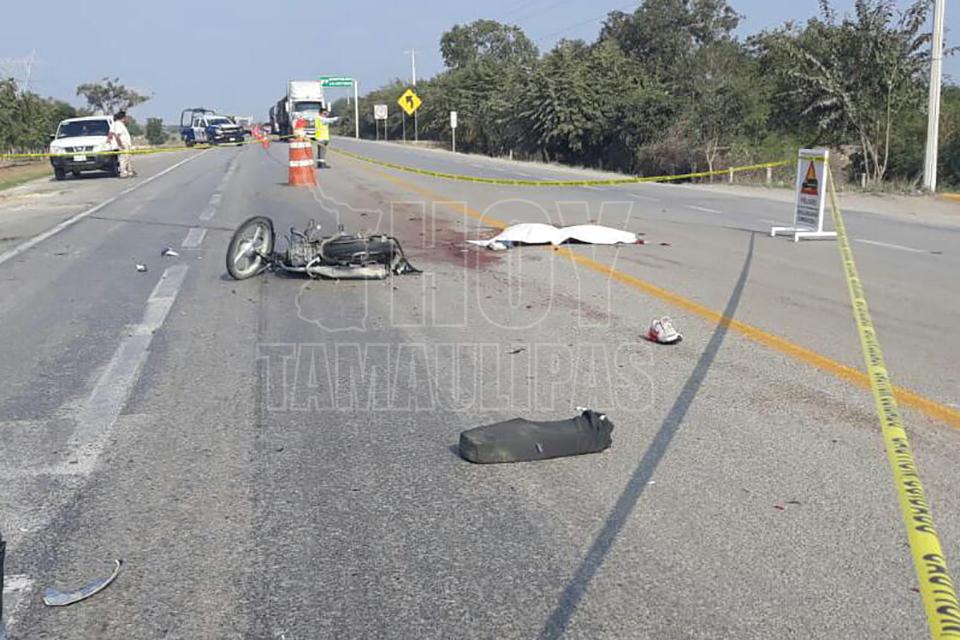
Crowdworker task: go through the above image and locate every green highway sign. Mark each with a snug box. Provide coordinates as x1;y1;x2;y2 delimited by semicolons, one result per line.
318;76;354;87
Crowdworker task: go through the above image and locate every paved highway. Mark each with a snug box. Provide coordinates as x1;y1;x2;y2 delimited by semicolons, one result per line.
0;139;958;638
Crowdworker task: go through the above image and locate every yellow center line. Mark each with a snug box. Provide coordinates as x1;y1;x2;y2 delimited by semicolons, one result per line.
342;154;960;431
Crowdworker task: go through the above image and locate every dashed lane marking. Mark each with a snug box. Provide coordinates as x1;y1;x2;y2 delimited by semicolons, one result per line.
686;205;722;214
855;239;930;254
0;151;208;268
181;227;207;249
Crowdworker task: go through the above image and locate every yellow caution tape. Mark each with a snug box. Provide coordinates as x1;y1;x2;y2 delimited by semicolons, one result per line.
331;147;788;187
827;172;960;639
0;136;268;160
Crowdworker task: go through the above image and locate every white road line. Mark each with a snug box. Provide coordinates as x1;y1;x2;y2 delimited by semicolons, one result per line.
583;186;604;192
181;227;207;248
628;193;658;202
197;154;239;223
0;151;208;268
58;265;188;476
2;574;34;632
686;205;722;214
761;219;781;225
855;239;929;254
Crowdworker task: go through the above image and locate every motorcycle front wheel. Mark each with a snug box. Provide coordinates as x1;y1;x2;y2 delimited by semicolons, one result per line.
226;216;275;280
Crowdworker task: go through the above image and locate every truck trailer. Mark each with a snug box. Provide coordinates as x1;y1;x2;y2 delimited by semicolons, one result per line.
274;81;326;138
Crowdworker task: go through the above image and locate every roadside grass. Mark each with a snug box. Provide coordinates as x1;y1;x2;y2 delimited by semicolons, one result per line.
0;162;50;192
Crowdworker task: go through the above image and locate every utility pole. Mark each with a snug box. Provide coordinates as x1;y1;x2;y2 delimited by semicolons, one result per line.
353;79;360;140
406;48;419;143
924;0;947;193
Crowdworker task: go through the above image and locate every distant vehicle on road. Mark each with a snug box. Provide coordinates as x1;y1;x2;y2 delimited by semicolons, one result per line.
274;81;326;138
180;108;245;146
48;115;120;180
232;115;253;133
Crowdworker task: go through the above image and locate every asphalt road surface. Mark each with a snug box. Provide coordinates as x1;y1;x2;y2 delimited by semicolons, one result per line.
1;139;958;639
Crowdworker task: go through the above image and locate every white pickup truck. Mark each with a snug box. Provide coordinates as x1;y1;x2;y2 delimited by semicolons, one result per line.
48;116;120;180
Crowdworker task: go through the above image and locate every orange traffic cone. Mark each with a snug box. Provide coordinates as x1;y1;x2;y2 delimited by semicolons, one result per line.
288;139;316;187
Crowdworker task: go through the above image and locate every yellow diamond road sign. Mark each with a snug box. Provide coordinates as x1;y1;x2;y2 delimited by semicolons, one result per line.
398;88;422;116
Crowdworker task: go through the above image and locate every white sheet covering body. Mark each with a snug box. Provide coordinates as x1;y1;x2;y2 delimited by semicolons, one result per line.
469;223;640;249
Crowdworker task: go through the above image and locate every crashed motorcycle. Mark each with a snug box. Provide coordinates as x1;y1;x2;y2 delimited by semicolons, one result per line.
225;216;421;281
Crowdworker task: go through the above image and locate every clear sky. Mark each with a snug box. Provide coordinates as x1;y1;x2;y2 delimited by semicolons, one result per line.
1;0;955;123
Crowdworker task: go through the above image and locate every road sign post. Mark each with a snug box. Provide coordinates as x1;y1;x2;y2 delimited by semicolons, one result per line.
353;79;359;140
318;76;360;139
771;149;837;242
398;88;422;145
450;111;457;153
374;104;388;143
398;89;422;117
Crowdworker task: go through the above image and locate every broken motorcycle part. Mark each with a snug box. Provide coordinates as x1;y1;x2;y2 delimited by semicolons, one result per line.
43;559;122;607
226;217;420;281
459;409;614;464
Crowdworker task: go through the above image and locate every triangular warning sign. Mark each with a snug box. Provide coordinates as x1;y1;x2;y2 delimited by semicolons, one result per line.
801;162;819;196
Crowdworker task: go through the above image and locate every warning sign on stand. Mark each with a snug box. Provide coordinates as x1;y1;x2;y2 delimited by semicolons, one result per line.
771;149;837;242
800;162;819;196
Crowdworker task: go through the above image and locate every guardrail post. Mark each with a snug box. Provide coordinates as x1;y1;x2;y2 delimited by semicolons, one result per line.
728;168;734;184
766;166;773;185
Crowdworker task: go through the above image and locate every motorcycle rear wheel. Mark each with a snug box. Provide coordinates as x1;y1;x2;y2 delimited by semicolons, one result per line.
226;216;275;280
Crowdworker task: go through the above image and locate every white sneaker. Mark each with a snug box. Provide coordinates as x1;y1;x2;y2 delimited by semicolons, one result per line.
647;317;682;344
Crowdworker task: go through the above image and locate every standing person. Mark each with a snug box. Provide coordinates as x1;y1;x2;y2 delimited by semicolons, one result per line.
314;108;340;168
108;110;135;178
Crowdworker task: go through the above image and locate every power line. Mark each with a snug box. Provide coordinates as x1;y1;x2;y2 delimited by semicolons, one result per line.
497;0;556;23
533;3;639;45
510;0;580;27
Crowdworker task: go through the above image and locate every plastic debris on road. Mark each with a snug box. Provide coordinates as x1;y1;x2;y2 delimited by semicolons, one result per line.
161;247;180;257
459;409;614;464
469;223;642;250
135;264;148;272
646;317;682;345
42;559;122;607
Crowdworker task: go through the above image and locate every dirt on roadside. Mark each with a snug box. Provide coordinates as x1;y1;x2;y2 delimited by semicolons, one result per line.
0;161;50;192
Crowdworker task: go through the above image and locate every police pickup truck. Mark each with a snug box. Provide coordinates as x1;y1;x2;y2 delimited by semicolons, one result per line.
180;108;245;146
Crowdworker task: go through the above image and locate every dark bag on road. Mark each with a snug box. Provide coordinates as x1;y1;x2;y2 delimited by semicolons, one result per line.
459;410;614;464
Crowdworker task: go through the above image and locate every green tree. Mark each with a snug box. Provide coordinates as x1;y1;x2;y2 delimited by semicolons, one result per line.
145;117;167;145
516;40;594;163
125;116;143;137
600;0;741;83
0;78;78;151
756;0;932;183
440;20;538;69
75;77;149;115
684;40;770;174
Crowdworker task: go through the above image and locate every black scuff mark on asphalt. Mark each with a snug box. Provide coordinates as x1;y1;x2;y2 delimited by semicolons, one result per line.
538;232;758;640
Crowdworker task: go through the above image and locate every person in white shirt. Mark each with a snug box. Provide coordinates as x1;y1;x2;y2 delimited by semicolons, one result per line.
108;110;135;178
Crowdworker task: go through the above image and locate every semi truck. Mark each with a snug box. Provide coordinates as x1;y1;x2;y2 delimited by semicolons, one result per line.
274;81;326;138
